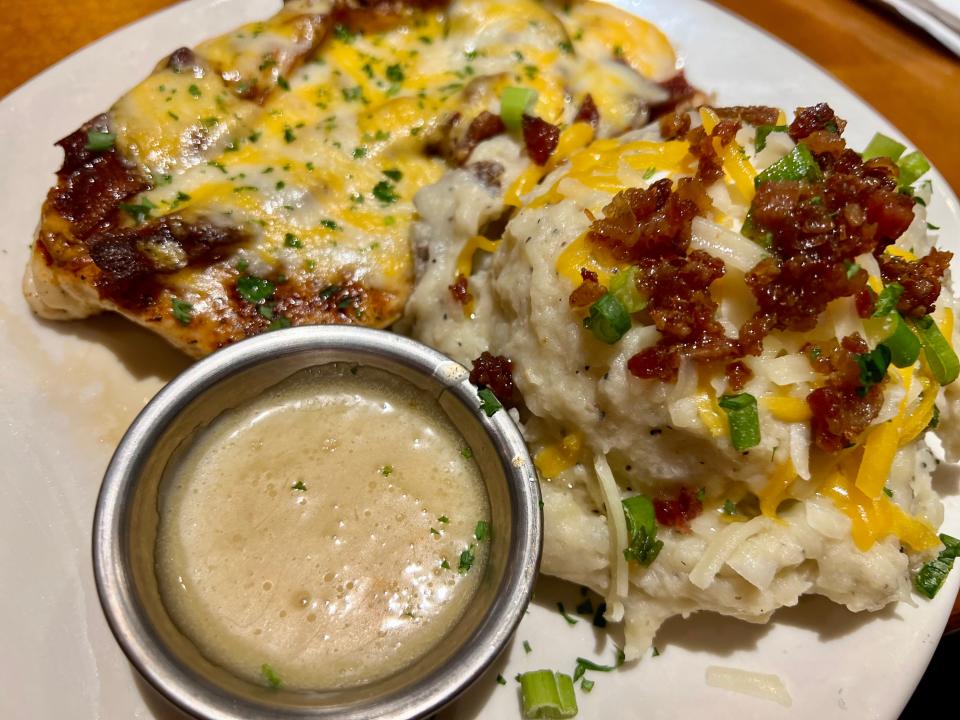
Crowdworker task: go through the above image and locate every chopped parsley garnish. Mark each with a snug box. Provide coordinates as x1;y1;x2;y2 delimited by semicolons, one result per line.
380;465;393;476
284;233;302;248
385;64;405;83
915;534;960;598
258;304;275;320
458;545;476;573
342;86;364;102
353;146;368;159
383;168;403;181
438;515;449;524
621;495;663;566
320;219;340;231
333;23;355;43
440;559;450;570
207;160;227;173
475;520;490;542
236;276;275;304
883;487;893;497
523;640;532;654
652;647;661;657
167;111;179;121
461;446;473;459
642;166;656;180
188;83;201;98
496;674;507;686
372;180;399;204
170;298;193;326
558;40;574;54
260;663;282;689
477;388;502;416
277;75;290;91
557;602;578;625
845;261;862;280
267;317;291;331
118;198;156;224
291;480;307;491
430;527;440;536
722;499;738;515
85;130;115;151
283;126;296;143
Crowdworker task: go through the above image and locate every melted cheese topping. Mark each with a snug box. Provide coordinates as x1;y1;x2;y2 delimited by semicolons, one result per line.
106;0;678;324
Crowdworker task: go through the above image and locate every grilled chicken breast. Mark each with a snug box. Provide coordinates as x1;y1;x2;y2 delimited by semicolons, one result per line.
24;0;682;356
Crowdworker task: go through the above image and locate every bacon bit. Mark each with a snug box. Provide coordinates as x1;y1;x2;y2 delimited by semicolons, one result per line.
653;486;703;531
878;249;953;318
574;94;600;129
658;110;691;141
725;361;753;391
803;334;882;452
449;273;473;306
684;119;739;186
450;110;506;165
713;105;781;126
569;268;606;308
855;288;876;318
522;114;560;166
469;351;520;408
649;71;699;118
788;102;846;142
589;178;711;262
627;250;738;382
740;109;917;349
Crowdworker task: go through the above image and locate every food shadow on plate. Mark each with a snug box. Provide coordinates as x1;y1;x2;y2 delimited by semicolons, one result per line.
931;459;960;497
37;312;191;382
131;669;193;720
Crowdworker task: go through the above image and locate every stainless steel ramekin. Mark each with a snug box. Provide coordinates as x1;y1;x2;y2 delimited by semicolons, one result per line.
93;326;541;719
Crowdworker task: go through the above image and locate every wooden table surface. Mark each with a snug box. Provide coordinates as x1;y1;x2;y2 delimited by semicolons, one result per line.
1;0;958;637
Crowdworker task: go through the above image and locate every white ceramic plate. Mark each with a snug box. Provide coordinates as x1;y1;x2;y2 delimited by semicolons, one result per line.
1;1;958;718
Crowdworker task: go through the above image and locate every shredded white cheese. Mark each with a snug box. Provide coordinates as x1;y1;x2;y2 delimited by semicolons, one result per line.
689;516;770;589
594;453;628;622
705;665;793;707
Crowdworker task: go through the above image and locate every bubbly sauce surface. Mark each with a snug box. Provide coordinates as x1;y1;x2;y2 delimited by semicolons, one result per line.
156;366;489;690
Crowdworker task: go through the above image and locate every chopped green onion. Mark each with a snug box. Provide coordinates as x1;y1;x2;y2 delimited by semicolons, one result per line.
85;130;115;151
845;261;862;280
474;520;490;541
914;534;960;599
583;293;631;344
119;198;156;224
380;465;393;476
519;670;578;719
284;233;302;248
754;124;788;153
260;663;282;689
236;276;275;304
621;495;663;565
477;387;502;416
880;315;921;368
383;168;403;181
754;143;822;188
722;499;738;515
574;656;617;678
717;393;761;452
461;446;473;459
861;132;906;162
855;345;892;389
500;86;538;131
883;486;893;498
580;678;594;693
291;480;307;491
608;267;645;313
523;640;533;654
170;298;193;326
372;180;399;204
897;151;931;188
872;282;904;317
557;602;578;625
913;316;960;385
497;674;507;686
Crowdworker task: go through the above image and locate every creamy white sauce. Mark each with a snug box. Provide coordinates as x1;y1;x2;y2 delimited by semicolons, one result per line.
156;365;489;690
